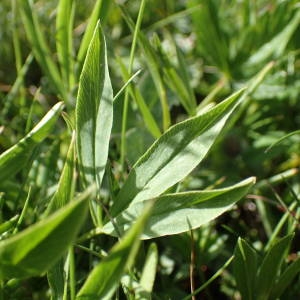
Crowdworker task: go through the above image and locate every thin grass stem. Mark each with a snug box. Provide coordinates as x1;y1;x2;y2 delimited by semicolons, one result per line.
120;0;147;170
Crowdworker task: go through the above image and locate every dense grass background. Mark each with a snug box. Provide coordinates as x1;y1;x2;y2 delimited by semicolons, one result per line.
0;0;299;299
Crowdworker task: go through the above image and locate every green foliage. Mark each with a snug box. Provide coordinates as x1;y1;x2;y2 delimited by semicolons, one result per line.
233;234;297;300
0;187;93;279
0;0;299;299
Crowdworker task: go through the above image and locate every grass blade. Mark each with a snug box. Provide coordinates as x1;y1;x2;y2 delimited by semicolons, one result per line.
140;243;158;292
56;0;75;92
46;133;76;299
77;0;112;66
45;132;76;215
233;238;258;300
0;102;64;182
18;0;65;97
76;202;153;300
255;234;294;300
0;187;94;279
271;256;300;299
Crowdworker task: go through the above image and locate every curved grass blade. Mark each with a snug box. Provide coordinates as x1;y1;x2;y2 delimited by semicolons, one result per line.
76;21;113;190
0;102;64;182
104;177;255;238
0;186;94;279
45;132;76;216
271;256;300;299
76;202;153;300
56;0;75;91
18;0;65;98
140;243;158;292
265;130;300;153
110;89;245;217
255;234;294;300
244;10;300;71
77;0;112;66
45;132;76;299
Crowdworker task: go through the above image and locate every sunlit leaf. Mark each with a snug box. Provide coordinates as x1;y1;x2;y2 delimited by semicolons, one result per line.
103;177;255;238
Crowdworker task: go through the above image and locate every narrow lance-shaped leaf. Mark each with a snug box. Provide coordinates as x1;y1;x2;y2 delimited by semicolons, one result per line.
46;132;76;299
110;89;245;217
244;10;300;71
77;0;112;66
76;21;113;190
271;256;300;299
0;102;64;182
56;0;75;90
76;202;153;300
104;177;255;239
0;186;94;279
233;238;258;300
45;132;76;216
140;243;158;291
255;234;294;300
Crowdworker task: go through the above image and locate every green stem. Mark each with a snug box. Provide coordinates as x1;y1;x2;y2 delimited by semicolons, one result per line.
183;256;234;300
13;186;31;234
120;0;147;169
69;247;76;300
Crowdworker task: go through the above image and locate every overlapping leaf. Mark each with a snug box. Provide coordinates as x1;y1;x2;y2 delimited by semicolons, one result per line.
76;21;113;190
0;187;94;279
110;89;245;217
103;177;255;238
0;102;64;182
76;202;153;300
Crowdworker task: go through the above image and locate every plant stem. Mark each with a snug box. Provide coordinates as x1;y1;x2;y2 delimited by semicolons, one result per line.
69;247;76;300
183;256;234;300
120;0;147;170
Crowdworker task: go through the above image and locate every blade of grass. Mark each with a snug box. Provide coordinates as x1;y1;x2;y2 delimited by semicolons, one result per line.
183;256;234;300
120;0;147;169
0;186;95;279
56;0;75;92
118;4;171;132
0;102;64;182
255;234;294;300
117;57;161;139
18;0;65;98
77;0;112;67
76;201;153;300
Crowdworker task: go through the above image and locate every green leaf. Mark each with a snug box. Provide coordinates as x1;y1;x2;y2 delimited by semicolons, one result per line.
140;243;158;292
233;238;258;300
110;88;245;217
76;202;153;300
188;0;229;75
119;4;171;131
117;57;161;139
103;177;255;238
0;102;64;182
45;132;76;216
271;256;300;299
76;21;113;190
56;0;75;91
255;234;294;300
244;10;300;72
0;186;94;279
46;132;76;299
18;0;65;97
77;0;112;66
